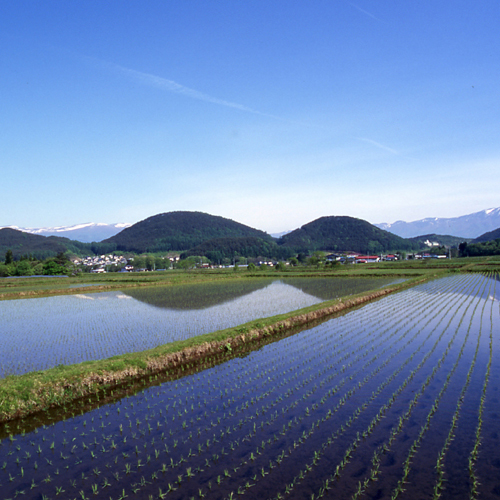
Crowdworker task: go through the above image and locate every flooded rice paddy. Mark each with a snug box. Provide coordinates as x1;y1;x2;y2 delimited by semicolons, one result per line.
0;277;400;377
1;273;499;499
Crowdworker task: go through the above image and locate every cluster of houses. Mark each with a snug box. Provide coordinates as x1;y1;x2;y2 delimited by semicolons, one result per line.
73;254;129;273
73;254;182;273
72;254;133;273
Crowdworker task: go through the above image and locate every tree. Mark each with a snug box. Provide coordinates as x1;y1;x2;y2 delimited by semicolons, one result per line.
55;252;69;266
132;255;145;269
16;260;34;276
297;253;307;264
177;257;197;270
307;256;319;267
43;260;65;275
33;263;44;275
5;249;13;265
275;261;287;271
459;242;468;257
247;262;257;272
145;254;155;271
0;264;14;277
155;256;167;269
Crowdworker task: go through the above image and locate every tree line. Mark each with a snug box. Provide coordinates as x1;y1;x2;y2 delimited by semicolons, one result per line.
0;250;72;277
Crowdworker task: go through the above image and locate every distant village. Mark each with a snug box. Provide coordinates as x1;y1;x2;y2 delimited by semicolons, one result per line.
74;247;449;273
74;254;181;273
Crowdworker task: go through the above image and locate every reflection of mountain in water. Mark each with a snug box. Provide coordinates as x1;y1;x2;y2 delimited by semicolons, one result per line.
122;279;274;310
281;278;402;301
121;277;402;311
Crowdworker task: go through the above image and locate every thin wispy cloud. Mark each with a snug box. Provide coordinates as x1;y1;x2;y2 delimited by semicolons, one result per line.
358;137;399;155
93;58;282;120
349;3;384;23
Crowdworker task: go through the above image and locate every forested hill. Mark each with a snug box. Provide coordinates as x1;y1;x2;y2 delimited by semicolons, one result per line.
459;227;500;257
0;228;90;260
102;211;274;253
472;227;500;244
278;216;419;253
183;236;293;262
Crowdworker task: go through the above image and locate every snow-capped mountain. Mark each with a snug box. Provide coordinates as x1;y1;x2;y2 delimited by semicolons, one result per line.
376;208;500;239
0;223;131;243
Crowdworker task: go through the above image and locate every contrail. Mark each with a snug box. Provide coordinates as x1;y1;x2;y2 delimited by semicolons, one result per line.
349;3;384;23
358;137;399;155
97;58;282;119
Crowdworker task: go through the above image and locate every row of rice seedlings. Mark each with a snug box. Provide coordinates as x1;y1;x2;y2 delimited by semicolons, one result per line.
317;272;483;499
392;276;486;499
467;274;496;500
267;275;480;500
211;284;461;498
229;274;474;500
383;274;490;500
470;272;500;496
432;274;495;499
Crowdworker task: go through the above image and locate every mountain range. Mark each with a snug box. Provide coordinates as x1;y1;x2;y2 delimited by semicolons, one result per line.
0;222;131;243
1;208;499;261
376;208;500;239
0;212;420;260
3;207;498;243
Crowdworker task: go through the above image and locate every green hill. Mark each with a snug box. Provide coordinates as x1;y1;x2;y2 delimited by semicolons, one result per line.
278;216;418;253
0;228;90;260
459;227;500;257
472;227;500;244
183;236;293;261
103;211;274;253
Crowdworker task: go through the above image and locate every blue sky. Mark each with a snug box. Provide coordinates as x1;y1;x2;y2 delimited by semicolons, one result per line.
1;1;498;234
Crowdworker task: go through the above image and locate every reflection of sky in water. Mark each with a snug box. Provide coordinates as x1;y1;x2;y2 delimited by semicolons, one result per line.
0;282;322;377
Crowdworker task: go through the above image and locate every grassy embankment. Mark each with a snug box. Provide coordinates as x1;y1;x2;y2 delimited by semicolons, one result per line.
0;256;497;423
